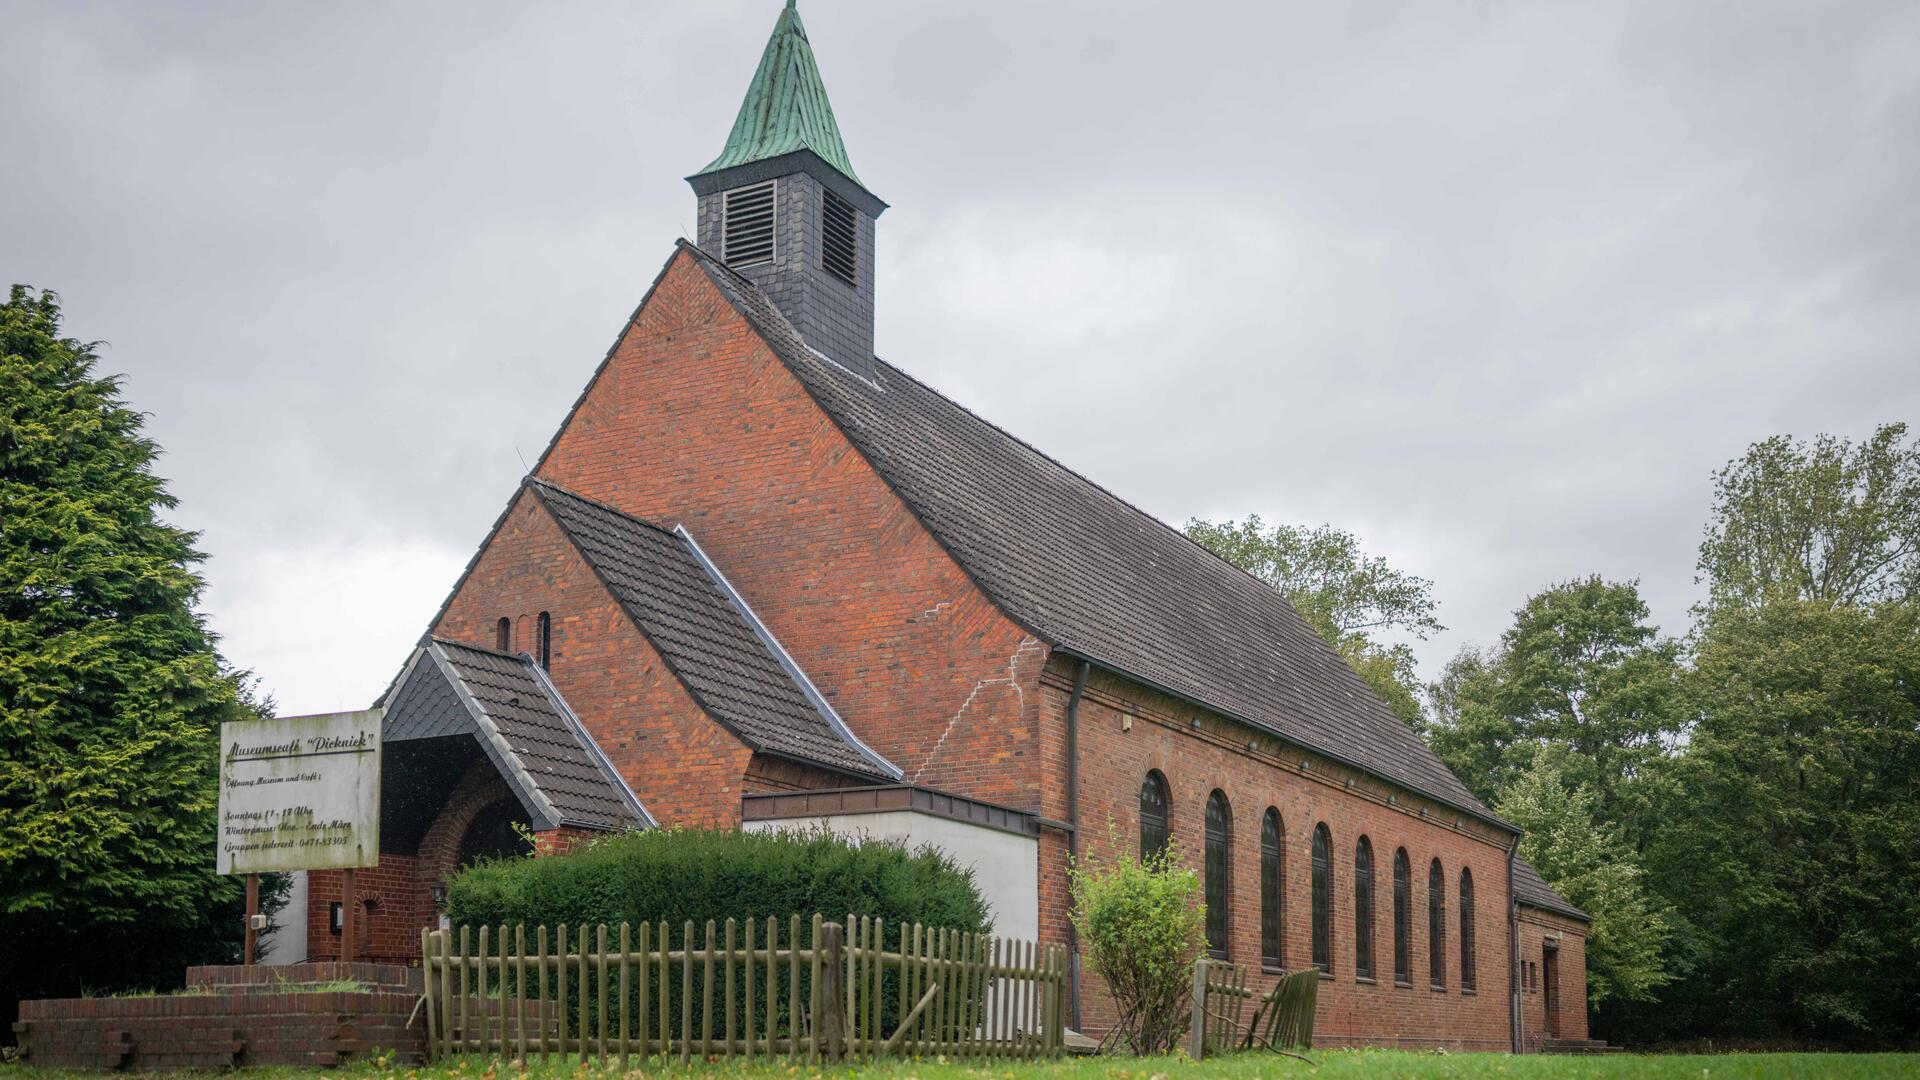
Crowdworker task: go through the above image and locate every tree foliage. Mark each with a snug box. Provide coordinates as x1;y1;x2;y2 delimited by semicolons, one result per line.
1498;754;1673;1007
1699;422;1920;611
1426;425;1920;1046
1427;576;1683;814
1639;600;1920;1042
1185;515;1440;728
0;286;258;1028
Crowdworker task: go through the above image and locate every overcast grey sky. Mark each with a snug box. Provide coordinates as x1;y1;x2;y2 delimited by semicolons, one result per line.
5;1;1917;715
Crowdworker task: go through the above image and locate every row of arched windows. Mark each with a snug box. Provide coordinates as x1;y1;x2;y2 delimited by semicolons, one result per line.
495;612;554;671
1140;770;1477;991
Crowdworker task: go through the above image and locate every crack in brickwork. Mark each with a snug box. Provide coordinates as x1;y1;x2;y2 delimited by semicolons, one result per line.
911;635;1044;785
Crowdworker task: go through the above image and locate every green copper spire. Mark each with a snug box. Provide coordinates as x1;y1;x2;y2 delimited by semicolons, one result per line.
698;0;863;187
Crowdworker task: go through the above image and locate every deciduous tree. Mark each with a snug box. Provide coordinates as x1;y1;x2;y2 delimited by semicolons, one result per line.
1698;422;1920;611
1426;576;1683;816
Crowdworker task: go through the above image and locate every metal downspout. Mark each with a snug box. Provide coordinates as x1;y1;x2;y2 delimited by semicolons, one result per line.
1064;659;1090;1032
1507;836;1522;1054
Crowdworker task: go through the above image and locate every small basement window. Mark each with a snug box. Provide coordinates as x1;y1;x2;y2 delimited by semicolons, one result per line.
821;188;857;286
723;180;777;267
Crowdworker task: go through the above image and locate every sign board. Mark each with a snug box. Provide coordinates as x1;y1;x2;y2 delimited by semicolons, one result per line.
217;709;382;875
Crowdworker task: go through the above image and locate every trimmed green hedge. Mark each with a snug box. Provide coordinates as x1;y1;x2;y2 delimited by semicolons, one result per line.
446;827;991;938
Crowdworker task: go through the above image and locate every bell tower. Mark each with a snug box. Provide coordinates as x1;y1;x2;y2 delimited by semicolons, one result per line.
689;0;887;378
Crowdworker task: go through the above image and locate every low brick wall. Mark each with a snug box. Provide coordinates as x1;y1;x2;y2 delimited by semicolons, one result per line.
184;961;423;994
15;966;426;1070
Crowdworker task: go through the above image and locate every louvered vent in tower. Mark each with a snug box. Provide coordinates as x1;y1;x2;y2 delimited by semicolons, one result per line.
821;188;857;286
723;181;776;267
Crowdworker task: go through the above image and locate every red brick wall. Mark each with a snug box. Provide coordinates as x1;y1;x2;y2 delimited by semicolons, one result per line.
1049;657;1525;1050
1518;908;1589;1048
534;250;1045;808
305;858;421;965
434;486;755;828
533;826;599;856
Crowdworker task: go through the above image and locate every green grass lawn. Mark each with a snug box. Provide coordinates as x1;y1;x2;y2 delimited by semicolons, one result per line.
8;1049;1918;1079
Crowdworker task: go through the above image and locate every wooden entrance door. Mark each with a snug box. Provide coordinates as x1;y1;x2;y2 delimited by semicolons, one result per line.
1542;944;1560;1038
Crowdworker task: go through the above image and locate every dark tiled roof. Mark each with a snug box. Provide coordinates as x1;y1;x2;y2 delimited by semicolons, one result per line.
383;639;652;831
680;241;1499;825
528;479;899;782
1513;855;1589;921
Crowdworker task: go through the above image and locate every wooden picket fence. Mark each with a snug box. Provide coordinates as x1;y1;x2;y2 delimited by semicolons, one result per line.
1188;957;1252;1059
1186;958;1320;1060
419;915;1067;1063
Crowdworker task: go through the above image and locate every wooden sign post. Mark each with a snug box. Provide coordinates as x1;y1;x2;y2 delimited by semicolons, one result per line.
243;873;260;965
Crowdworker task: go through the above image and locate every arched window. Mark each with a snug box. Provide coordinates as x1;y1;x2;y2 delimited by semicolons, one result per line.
1459;868;1477;991
1204;790;1231;959
495;616;511;652
1393;849;1412;985
1354;837;1375;980
1139;771;1170;861
1428;858;1447;989
1260;809;1284;969
537;611;552;670
1311;823;1332;973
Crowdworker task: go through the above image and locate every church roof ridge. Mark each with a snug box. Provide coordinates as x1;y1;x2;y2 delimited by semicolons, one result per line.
695;0;864;188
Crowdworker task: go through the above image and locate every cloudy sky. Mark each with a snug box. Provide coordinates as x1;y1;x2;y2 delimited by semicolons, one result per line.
6;0;1917;714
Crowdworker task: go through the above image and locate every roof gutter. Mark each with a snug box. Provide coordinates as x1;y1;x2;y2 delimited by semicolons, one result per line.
1054;647;1516;836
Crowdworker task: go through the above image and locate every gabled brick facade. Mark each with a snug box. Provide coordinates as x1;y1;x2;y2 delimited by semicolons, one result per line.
534;251;1047;808
433;487;755;828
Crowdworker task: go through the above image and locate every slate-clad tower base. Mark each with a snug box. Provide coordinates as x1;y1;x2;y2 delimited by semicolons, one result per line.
692;158;881;379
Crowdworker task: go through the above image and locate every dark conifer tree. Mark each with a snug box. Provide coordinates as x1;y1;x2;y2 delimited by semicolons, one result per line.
1;286;265;1032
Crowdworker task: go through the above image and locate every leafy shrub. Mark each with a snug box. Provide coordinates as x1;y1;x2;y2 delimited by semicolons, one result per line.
447;826;989;938
1070;838;1205;1054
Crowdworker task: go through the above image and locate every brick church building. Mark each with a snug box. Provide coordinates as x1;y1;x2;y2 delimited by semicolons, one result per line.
297;1;1589;1051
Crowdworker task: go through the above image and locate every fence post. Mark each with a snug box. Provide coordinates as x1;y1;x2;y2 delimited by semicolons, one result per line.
819;921;846;1062
422;928;439;1061
1188;958;1209;1061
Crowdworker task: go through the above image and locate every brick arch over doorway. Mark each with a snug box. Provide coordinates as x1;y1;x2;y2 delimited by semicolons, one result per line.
307;762;521;964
